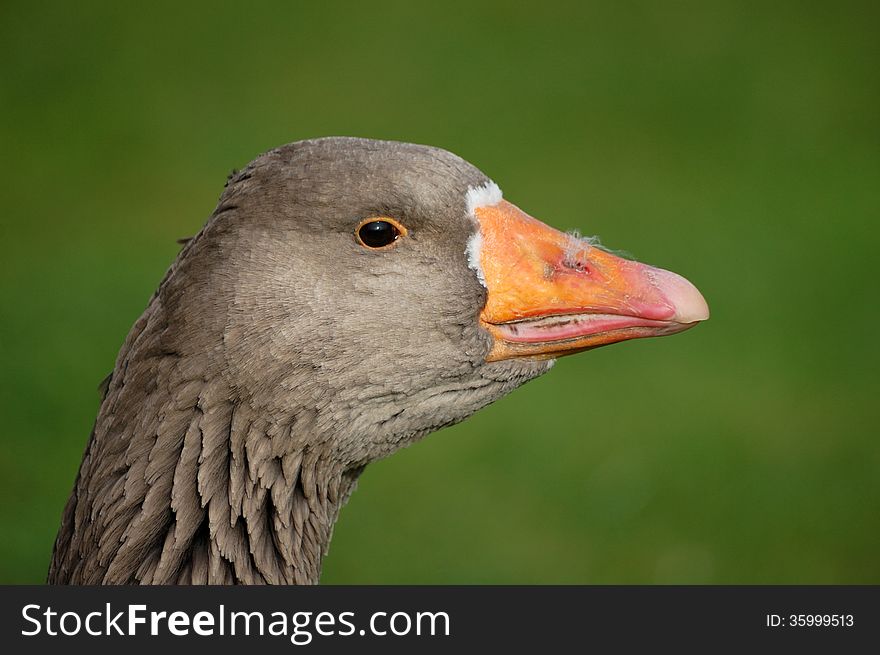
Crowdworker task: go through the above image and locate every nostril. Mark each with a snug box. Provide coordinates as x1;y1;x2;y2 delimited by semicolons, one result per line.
562;257;590;274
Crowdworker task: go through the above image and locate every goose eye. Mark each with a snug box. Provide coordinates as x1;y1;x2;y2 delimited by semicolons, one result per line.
356;218;407;249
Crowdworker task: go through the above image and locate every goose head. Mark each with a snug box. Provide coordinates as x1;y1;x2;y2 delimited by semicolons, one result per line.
49;137;708;584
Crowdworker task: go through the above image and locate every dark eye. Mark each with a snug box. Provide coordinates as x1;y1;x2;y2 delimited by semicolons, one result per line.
356;218;407;249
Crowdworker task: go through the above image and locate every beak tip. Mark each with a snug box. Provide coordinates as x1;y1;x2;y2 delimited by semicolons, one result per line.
676;297;710;324
655;268;710;324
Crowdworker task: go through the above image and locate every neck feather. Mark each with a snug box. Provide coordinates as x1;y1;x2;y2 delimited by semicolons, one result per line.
49;307;360;584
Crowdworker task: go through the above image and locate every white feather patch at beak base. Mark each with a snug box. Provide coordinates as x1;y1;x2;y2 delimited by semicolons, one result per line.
465;181;503;217
466;231;486;288
465;181;503;290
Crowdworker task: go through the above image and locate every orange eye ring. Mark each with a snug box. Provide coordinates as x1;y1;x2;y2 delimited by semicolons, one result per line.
355;217;408;250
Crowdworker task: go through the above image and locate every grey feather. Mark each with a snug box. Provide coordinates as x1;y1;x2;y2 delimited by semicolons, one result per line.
48;137;552;585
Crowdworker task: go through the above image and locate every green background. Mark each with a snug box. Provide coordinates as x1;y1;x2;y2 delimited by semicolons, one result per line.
1;1;877;584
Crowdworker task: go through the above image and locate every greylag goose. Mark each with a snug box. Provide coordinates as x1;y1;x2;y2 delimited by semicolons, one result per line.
48;137;708;584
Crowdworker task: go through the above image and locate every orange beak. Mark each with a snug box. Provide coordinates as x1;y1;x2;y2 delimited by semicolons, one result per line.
474;200;709;361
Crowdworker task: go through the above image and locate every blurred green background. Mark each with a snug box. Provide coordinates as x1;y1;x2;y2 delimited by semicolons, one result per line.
1;1;877;584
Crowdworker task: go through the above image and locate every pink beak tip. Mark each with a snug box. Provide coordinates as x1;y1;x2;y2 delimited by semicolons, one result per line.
653;268;710;324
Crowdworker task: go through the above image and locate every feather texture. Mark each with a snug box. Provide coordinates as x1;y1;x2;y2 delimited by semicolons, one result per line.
48;137;552;584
